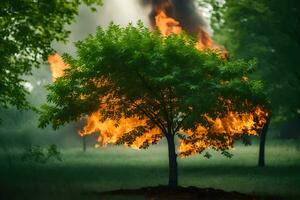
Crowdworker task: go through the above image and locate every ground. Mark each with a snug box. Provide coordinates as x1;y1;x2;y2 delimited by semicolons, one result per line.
0;139;299;200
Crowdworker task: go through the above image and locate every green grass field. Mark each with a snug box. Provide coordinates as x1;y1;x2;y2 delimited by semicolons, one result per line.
0;139;299;200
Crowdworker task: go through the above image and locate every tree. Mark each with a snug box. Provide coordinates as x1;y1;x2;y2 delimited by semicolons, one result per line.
204;0;300;166
39;23;267;188
0;0;102;116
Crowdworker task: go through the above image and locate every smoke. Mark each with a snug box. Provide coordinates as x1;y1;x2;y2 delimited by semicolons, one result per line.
141;0;211;36
54;0;211;55
98;0;151;28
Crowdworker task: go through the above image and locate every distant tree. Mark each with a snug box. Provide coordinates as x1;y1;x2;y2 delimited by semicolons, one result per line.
39;23;267;188
21;144;62;164
0;0;102;117
201;0;300;167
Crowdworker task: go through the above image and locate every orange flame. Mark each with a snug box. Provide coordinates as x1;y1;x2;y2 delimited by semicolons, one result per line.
48;54;69;81
79;112;161;149
195;29;214;50
153;1;227;58
155;11;182;37
179;107;268;156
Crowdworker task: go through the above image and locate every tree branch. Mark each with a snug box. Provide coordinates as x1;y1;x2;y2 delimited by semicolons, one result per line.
132;102;167;134
135;71;171;127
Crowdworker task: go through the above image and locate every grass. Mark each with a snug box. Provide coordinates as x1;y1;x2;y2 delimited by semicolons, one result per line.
0;139;299;199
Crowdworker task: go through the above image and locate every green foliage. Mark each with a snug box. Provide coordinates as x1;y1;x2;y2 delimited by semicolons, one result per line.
209;0;300;120
0;0;102;113
39;22;267;154
198;0;226;31
21;144;62;163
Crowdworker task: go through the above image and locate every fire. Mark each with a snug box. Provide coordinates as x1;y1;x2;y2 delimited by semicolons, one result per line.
48;54;162;149
179;107;268;156
48;54;69;81
195;29;214;50
206;108;266;135
153;1;227;58
155;11;182;37
80;112;161;149
47;0;267;155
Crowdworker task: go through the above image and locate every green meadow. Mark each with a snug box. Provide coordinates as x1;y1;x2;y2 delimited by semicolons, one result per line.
1;139;299;200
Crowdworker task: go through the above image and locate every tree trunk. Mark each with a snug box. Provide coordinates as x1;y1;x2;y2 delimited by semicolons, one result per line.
258;115;271;167
166;135;178;188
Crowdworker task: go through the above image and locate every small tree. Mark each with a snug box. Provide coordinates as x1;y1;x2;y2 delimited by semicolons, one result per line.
39;23;267;188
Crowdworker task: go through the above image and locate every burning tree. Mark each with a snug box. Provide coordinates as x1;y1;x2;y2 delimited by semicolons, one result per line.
39;23;267;188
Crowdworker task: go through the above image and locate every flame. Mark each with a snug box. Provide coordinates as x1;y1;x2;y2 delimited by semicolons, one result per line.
153;1;228;58
195;29;214;50
48;54;69;81
155;11;182;37
79;112;161;149
47;1;267;155
179;107;268;156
